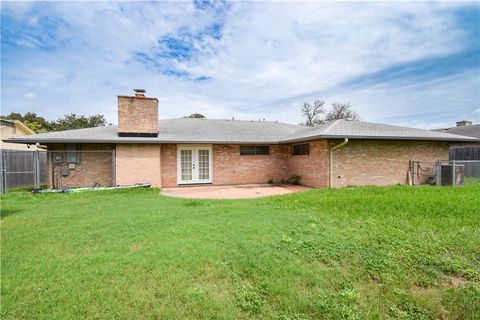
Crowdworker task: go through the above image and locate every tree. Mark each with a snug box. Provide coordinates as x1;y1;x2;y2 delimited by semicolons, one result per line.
52;114;108;131
300;99;325;126
1;112;109;132
325;102;360;121
1;112;52;133
185;113;206;119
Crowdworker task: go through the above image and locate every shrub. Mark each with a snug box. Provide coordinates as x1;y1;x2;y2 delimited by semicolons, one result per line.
287;175;302;185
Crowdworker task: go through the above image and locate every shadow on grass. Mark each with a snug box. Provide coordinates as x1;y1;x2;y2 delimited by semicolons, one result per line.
0;208;22;219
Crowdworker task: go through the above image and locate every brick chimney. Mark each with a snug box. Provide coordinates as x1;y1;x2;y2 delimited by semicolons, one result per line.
118;89;158;137
456;120;472;127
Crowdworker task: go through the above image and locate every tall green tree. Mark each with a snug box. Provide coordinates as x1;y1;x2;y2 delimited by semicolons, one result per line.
52;114;108;131
1;112;52;133
1;112;109;133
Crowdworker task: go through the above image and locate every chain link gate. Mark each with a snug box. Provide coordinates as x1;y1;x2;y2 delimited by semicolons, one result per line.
409;160;480;186
409;160;436;185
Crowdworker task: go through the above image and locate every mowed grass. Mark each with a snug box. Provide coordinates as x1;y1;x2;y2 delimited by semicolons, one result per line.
1;185;479;319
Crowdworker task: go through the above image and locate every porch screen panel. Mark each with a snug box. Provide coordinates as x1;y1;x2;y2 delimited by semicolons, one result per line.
181;150;193;181
198;149;210;180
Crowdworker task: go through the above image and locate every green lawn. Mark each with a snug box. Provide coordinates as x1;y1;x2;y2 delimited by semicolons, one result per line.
1;186;479;319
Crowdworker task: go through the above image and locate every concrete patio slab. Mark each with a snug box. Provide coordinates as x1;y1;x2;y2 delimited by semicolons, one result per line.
161;184;312;199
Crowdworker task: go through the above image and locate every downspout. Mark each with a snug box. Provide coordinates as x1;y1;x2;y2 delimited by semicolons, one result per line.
329;138;349;188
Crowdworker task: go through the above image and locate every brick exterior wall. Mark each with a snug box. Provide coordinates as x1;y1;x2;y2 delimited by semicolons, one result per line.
212;144;290;185
288;140;329;187
46;140;449;189
115;144;161;187
151;140;448;188
47;144;114;188
330;140;449;187
160;144;177;187
117;96;158;134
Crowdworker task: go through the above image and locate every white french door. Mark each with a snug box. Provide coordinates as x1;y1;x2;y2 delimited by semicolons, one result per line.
177;145;213;184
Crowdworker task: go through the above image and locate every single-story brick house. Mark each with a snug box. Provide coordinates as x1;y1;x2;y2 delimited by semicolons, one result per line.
6;89;477;189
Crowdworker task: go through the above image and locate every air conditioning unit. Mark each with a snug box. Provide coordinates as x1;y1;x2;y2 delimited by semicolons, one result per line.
439;164;464;186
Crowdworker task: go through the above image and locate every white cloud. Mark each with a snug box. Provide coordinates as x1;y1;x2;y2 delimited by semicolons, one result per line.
24;92;37;99
1;1;478;128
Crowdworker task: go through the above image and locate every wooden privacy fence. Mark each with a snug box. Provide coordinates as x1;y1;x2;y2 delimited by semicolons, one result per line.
449;146;480;161
0;150;48;193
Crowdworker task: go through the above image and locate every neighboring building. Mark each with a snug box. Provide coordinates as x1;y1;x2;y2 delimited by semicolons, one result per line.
433;120;480;160
4;89;478;189
433;120;480;140
0;119;42;151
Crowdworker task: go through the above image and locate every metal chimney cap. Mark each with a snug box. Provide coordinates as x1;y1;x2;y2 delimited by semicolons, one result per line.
134;88;146;98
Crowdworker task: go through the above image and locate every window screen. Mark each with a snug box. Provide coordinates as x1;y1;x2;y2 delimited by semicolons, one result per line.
66;144;78;163
240;145;270;155
292;144;309;155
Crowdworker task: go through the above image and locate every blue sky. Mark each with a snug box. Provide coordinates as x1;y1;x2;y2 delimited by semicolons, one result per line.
1;1;479;129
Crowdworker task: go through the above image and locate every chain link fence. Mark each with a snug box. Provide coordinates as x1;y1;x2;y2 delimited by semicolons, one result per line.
454;160;480;185
0;150;48;193
0;149;115;193
410;160;480;186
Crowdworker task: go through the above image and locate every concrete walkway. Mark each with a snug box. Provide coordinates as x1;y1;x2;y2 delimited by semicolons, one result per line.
161;184;312;199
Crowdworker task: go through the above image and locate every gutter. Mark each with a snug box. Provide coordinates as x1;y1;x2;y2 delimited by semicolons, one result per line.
281;135;479;144
329;138;348;188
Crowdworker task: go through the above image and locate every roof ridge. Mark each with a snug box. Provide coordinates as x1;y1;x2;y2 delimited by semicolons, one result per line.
168;117;278;123
160;117;302;127
321;119;342;133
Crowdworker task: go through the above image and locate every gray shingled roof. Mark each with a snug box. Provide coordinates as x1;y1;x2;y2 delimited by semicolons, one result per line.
4;118;478;145
432;124;480;139
283;119;479;142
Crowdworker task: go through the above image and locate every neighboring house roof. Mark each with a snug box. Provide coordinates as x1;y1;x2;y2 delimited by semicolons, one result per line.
1;119;44;151
4;118;478;145
432;124;480;139
0;119;35;135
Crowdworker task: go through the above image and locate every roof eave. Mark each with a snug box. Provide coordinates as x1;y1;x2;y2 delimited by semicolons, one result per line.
3;138;283;145
6;134;478;145
280;135;479;143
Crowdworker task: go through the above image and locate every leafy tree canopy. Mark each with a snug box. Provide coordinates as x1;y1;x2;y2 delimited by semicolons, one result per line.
185;113;206;119
52;113;108;131
1;112;109;133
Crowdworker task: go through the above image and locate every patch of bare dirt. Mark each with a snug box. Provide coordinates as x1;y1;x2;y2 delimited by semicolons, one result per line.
445;275;468;288
129;240;152;251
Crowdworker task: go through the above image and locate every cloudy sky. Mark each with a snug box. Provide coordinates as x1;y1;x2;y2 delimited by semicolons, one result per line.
1;1;479;129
